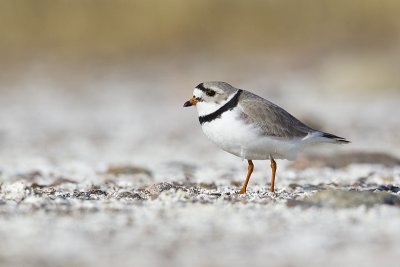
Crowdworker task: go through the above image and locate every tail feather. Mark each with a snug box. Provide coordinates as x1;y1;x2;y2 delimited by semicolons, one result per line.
320;132;350;144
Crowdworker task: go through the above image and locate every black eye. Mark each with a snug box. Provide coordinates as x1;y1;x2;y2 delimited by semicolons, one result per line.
205;89;216;97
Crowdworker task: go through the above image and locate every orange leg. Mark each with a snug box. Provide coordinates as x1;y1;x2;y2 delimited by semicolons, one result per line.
239;160;254;194
269;158;277;192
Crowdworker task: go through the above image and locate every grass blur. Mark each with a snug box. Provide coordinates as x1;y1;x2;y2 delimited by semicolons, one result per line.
1;0;400;91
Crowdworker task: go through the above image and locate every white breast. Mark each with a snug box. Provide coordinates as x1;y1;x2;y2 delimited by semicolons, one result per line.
200;108;305;160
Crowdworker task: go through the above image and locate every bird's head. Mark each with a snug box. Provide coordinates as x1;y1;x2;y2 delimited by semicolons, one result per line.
183;81;237;116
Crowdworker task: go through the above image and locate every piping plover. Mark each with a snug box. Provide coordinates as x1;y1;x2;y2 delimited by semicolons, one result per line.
184;81;349;193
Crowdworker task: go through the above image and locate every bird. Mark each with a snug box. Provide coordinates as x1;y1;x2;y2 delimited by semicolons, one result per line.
183;81;350;194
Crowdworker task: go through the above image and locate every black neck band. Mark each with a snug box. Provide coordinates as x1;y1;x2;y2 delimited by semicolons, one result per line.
199;90;242;124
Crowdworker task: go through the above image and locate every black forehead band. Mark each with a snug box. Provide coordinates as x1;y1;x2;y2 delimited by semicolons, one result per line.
195;83;207;92
196;83;216;95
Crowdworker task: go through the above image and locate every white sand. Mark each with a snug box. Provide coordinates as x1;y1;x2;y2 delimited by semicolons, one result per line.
0;65;399;267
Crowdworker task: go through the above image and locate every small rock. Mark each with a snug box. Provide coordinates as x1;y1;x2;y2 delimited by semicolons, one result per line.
287;189;400;208
33;186;56;196
158;188;190;201
1;181;28;202
163;161;197;177
288;183;301;189
73;189;108;200
291;152;400;169
146;182;175;199
116;191;143;200
50;177;78;186
198;182;218;190
374;185;400;193
230;181;242;187
15;170;42;181
106;165;152;177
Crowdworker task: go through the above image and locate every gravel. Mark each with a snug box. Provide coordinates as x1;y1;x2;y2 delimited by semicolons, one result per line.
0;67;399;267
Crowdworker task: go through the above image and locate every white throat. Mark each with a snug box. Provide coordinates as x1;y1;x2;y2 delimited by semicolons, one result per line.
195;89;238;117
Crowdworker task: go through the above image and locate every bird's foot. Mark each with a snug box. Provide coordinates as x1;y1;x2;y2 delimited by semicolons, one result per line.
238;188;247;194
269;187;275;193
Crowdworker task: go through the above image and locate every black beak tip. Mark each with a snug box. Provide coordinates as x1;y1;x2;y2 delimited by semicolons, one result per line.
183;101;192;107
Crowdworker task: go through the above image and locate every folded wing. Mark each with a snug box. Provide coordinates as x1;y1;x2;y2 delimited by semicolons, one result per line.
238;90;315;139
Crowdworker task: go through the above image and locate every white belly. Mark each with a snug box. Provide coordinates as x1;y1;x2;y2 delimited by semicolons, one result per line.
200;109;304;160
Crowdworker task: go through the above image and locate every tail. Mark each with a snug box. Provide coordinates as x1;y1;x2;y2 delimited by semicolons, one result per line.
319;132;350;144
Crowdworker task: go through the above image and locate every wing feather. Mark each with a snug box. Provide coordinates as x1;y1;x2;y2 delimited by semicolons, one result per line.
238;90;314;139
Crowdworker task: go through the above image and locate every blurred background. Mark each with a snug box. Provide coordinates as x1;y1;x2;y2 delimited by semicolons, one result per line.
0;0;399;169
1;2;400;267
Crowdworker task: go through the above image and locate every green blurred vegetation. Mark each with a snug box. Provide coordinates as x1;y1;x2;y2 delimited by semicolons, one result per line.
1;0;400;62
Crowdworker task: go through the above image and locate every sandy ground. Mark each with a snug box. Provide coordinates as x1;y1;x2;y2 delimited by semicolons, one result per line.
0;64;400;267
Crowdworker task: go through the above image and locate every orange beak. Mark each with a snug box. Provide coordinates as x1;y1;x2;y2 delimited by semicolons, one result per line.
183;97;198;107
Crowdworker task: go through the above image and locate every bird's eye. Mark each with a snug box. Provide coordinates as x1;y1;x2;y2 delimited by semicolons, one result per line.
205;89;216;97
